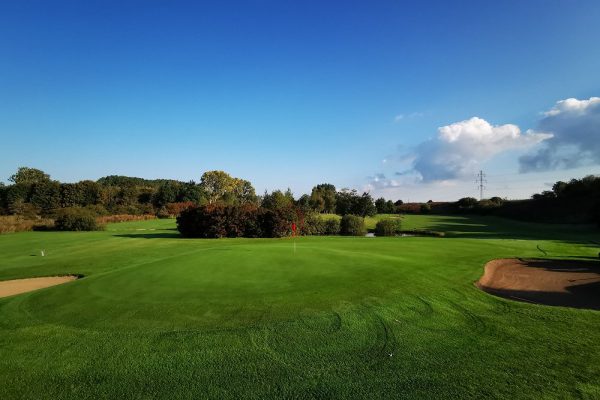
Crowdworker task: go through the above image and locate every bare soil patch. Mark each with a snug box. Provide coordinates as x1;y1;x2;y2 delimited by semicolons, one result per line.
0;276;79;298
477;258;600;310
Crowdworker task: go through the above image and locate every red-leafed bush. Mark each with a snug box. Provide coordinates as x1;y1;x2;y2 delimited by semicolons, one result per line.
176;203;300;238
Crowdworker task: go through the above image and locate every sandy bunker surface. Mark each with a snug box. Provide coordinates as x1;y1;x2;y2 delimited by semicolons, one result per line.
477;258;600;310
0;276;78;298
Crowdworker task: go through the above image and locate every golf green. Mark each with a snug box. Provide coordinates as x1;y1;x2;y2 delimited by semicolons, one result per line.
0;215;598;399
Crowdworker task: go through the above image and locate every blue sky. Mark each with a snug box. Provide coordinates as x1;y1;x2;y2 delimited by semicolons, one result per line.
1;0;599;200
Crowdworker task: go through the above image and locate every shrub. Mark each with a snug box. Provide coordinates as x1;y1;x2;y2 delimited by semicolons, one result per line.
300;214;340;235
340;215;366;236
302;213;326;235
420;203;431;213
177;204;263;238
55;208;104;231
258;205;298;238
323;217;340;235
375;218;401;236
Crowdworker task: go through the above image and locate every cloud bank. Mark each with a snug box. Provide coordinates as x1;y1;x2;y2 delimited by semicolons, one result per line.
412;117;550;181
519;97;600;172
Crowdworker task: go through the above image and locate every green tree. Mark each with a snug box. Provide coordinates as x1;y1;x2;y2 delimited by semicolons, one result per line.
385;200;395;213
335;188;358;215
153;181;180;208
310;184;336;213
9;167;50;185
30;181;61;214
296;194;311;212
352;192;377;217
375;197;387;214
261;189;294;210
200;171;256;205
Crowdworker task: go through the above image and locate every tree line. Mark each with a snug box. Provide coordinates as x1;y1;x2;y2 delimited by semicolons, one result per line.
0;167;401;219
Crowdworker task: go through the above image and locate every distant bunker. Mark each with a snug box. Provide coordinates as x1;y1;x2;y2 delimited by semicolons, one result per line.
477;258;600;310
0;276;79;299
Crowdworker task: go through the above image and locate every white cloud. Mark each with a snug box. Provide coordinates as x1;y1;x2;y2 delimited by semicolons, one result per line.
543;97;600;116
393;112;424;123
365;173;403;190
520;97;600;172
412;117;551;181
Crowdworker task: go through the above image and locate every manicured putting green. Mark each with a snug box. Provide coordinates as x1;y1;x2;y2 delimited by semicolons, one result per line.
0;215;598;399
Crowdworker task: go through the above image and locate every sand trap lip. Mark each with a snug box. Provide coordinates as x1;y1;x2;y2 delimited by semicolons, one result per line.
477;258;600;310
0;276;80;298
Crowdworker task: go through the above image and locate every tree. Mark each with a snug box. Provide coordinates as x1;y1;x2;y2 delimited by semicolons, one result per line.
60;183;85;207
153;181;180;208
457;197;478;209
385;200;396;213
335;188;358;215
552;181;568;197
177;181;205;204
78;180;102;206
261;189;294;210
375;197;387;214
296;194;311;212
374;198;396;214
200;171;256;205
310;184;336;213
9;167;50;185
352;192;377;217
30;181;61;214
233;180;258;204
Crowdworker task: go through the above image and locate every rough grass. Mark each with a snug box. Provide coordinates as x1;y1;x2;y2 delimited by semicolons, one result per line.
0;215;599;399
96;214;157;224
0;215;54;234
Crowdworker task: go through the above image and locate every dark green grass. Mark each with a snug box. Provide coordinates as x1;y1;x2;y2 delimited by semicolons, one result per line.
0;215;599;399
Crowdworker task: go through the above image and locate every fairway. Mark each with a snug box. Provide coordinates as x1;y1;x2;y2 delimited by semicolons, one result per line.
1;215;599;399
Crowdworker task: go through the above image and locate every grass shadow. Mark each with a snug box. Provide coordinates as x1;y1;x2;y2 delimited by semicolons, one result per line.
421;214;598;243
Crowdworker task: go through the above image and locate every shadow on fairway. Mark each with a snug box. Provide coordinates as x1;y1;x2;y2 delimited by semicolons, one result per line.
422;215;598;243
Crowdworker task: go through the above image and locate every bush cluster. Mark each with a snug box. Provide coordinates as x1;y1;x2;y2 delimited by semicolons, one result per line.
54;208;104;231
340;215;366;236
375;219;401;236
177;204;300;238
301;214;341;235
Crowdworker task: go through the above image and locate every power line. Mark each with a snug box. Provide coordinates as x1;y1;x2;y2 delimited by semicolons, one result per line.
475;170;487;200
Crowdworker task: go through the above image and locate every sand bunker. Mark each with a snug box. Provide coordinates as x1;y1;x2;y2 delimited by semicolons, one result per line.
0;276;79;298
477;258;600;310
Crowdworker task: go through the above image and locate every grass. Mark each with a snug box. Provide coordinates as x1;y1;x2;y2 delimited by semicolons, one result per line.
0;214;599;399
318;213;401;230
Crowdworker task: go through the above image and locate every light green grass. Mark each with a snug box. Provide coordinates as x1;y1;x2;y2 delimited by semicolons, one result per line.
0;215;599;399
318;213;401;230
